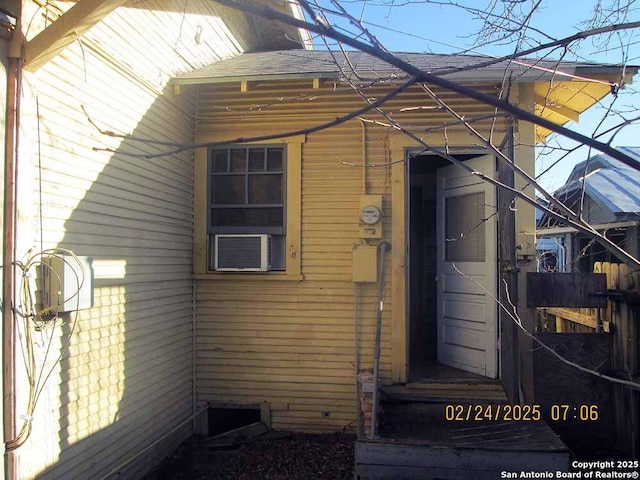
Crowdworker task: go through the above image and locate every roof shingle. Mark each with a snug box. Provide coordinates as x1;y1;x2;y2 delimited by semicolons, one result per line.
173;49;627;85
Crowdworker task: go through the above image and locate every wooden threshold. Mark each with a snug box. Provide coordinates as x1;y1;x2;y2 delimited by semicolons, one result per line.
382;382;508;403
409;361;501;384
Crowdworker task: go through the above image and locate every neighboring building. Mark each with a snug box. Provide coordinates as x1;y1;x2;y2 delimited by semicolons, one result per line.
2;1;308;479
537;147;640;272
536;236;566;272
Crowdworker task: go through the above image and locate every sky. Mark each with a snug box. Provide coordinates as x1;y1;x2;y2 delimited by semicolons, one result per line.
312;0;640;192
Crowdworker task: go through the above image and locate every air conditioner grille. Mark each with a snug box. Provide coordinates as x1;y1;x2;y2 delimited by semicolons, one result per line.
216;235;271;270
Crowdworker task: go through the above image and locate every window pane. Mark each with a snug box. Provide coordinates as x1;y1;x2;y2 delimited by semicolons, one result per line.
271;235;286;270
445;192;485;262
245;207;283;227
212;207;283;227
267;148;283;171
212;150;228;172
212;175;244;204
249;174;283;204
248;148;265;172
230;149;246;172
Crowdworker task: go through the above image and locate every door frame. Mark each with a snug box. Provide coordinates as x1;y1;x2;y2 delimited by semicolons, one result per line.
389;134;497;383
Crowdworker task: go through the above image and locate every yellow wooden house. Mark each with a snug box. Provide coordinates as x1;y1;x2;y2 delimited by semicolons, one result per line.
172;49;636;476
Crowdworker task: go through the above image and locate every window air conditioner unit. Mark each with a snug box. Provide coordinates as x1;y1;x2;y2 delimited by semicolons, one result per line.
214;234;272;271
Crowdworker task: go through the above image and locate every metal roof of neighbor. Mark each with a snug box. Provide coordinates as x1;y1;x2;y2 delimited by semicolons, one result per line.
556;147;640;218
173;49;628;85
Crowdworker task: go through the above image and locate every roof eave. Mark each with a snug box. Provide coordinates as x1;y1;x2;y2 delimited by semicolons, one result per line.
575;65;640;78
538;219;640;236
173;70;575;86
173;72;342;86
173;63;638;87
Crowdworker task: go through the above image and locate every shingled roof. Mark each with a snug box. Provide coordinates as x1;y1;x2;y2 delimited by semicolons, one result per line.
173;49;628;85
537;147;640;232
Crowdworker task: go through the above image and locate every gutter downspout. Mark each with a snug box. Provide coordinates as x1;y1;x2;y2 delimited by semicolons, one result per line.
353;280;362;437
369;241;391;439
3;37;22;480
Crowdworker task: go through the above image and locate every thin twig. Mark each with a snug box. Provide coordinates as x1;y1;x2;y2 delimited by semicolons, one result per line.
213;0;640;172
90;77;419;157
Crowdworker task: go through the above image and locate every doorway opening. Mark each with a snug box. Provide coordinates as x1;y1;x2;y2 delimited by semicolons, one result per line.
407;152;493;383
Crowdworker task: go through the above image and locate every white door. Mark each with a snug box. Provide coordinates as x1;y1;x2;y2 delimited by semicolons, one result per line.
436;155;497;378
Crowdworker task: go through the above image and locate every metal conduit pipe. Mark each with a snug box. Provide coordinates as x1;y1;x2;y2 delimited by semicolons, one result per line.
369;241;391;439
3;52;22;480
359;118;367;194
353;280;362;437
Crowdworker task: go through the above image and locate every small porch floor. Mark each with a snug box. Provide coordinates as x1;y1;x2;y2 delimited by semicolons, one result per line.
375;402;567;450
356;395;570;479
409;362;497;384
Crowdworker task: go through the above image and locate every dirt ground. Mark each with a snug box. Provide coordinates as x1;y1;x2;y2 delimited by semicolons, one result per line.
144;432;355;480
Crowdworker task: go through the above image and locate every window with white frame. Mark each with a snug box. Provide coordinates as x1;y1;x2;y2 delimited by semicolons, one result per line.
207;145;286;270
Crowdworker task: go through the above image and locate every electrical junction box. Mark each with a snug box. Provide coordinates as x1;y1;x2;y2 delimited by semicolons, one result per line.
517;232;537;257
352;245;377;283
42;255;94;313
359;194;383;239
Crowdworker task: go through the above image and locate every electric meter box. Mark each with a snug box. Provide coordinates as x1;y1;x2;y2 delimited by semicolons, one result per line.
517;232;537;257
42;255;94;313
359;194;383;238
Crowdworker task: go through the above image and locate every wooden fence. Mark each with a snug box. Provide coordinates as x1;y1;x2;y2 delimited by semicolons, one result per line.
537;262;639;457
538;262;639;376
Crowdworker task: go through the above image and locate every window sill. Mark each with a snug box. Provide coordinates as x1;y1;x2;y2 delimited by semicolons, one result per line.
194;272;304;282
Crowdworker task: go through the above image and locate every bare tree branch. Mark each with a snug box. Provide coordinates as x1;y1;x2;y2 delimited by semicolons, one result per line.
320;48;640;266
433;20;640;77
212;0;640;172
88;77;419;157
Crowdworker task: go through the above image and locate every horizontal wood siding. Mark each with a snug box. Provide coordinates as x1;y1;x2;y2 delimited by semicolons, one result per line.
195;81;508;432
14;1;254;479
